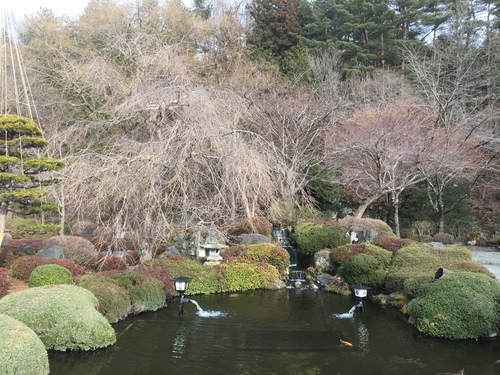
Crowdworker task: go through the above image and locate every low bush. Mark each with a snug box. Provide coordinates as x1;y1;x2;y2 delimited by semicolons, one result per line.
215;261;280;292
0;267;10;298
5;218;60;239
294;221;349;256
337;248;392;289
240;243;290;275
407;235;433;242
374;233;413;252
77;274;130;323
0;285;116;351
386;244;475;295
110;272;166;314
10;256;86;281
42;236;98;266
134;266;176;298
409;272;500;340
337;217;395;236
29;264;74;287
0;313;49;375
433;232;455;244
147;257;219;295
90;254;128;272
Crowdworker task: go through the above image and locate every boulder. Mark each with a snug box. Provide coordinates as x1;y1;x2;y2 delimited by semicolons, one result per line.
38;244;65;259
314;249;332;272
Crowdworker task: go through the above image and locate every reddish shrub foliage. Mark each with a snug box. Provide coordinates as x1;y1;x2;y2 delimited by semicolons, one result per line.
91;254;128;272
0;267;11;297
374;234;413;252
221;216;272;236
135;266;176;298
329;244;373;267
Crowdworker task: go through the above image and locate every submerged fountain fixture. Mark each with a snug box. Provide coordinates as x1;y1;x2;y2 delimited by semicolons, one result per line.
173;275;193;316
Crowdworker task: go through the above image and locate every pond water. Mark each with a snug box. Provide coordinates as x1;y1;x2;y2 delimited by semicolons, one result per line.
49;288;500;375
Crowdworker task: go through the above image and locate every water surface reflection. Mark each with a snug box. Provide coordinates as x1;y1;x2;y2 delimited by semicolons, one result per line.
49;289;500;374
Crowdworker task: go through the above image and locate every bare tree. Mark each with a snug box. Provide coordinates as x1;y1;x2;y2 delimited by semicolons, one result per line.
329;100;432;236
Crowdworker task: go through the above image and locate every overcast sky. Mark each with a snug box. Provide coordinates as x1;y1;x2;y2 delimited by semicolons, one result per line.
3;0;91;20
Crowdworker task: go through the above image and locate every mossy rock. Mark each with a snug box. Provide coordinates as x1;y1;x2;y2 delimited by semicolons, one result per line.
0;313;49;375
0;285;116;351
29;264;73;287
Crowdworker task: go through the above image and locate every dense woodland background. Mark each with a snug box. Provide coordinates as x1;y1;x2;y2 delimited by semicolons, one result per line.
3;0;500;254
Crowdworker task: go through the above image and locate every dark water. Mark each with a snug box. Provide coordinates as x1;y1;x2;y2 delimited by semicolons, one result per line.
49;289;500;375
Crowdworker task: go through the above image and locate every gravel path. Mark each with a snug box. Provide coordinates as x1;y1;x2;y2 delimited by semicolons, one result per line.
468;246;500;280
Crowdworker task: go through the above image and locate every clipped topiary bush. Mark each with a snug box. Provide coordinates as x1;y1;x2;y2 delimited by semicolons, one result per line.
337;247;392;289
42;236;98;267
91;254;128;272
134;266;176;298
386;244;476;296
215;261;280;292
0;313;49;375
0;285;116;351
409;272;500;340
29;264;74;287
110;272;166;314
77;274;130;323
240;243;290;275
374;233;413;252
295;221;349;256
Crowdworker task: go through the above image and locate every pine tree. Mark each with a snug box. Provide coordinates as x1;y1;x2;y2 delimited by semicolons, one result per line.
0;115;65;240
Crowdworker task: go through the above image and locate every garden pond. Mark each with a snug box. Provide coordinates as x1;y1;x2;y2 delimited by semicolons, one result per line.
49;288;500;375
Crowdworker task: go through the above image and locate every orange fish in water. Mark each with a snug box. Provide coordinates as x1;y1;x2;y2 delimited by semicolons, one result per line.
339;339;353;347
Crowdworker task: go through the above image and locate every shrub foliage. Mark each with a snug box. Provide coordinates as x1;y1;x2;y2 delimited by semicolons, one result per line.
294;221;349;255
29;264;74;287
42;236;98;266
0;313;49;375
10;256;86;280
0;285;116;351
409;272;500;340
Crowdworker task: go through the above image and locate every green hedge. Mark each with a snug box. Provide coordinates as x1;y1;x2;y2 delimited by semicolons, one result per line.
409;272;500;340
0;313;49;375
29;264;73;287
386;244;476;295
240;243;290;275
77;274;130;323
0;285;116;351
215;261;280;292
110;272;166;314
337;247;392;289
295;222;349;256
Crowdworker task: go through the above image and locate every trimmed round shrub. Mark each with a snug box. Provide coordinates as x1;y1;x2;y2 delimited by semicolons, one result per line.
409;272;500;340
134;266;176;298
240;243;290;275
374;233;413;252
110;272;166;314
295;221;349;256
91;254;128;272
77;274;130;323
29;264;73;287
0;313;49;375
10;256;86;281
42;236;98;266
0;285;116;351
337;249;391;289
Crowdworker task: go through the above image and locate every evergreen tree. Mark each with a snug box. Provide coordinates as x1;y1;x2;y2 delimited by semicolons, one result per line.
247;0;302;58
0;115;65;239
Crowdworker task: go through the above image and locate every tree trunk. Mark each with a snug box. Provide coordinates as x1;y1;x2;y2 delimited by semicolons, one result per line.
354;193;383;218
0;200;8;244
392;190;401;238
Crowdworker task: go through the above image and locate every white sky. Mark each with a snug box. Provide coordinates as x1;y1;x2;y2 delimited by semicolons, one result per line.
3;0;91;20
